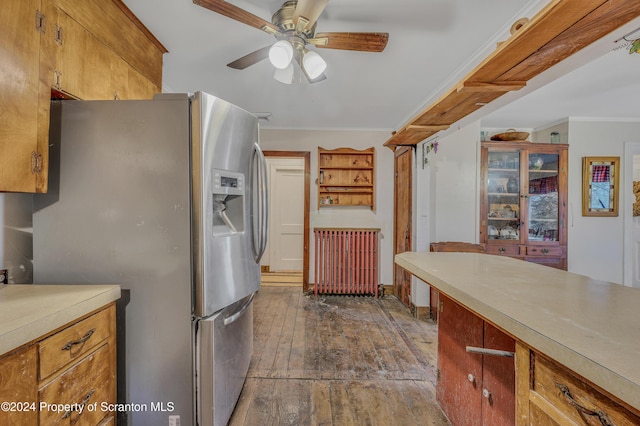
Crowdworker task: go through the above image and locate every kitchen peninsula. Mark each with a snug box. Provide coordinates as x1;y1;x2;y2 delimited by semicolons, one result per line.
396;252;640;425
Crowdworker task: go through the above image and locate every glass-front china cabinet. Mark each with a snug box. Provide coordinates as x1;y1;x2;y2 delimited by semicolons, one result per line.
480;141;568;269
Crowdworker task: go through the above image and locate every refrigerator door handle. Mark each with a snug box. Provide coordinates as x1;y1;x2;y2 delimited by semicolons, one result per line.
223;293;255;326
251;142;269;262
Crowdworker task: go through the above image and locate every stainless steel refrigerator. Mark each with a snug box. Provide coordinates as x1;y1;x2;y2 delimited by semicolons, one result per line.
33;92;268;426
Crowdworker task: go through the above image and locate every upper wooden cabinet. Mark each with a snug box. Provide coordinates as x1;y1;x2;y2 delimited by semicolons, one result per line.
480;141;568;269
318;147;376;209
1;0;166;193
0;0;43;193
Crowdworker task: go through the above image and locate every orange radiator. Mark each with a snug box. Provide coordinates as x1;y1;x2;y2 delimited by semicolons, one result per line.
314;228;379;297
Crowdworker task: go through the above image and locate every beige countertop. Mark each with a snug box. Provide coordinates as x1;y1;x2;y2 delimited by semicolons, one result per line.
0;284;121;357
395;251;640;411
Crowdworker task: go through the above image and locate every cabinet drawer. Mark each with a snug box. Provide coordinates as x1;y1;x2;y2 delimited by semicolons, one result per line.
525;245;563;257
39;342;115;425
39;305;114;380
532;354;640;425
485;244;520;256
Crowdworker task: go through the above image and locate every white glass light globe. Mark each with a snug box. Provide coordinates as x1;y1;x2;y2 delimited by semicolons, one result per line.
269;40;294;69
302;50;326;79
273;63;294;84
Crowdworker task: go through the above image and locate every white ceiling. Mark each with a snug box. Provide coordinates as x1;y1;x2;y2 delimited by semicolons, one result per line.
121;0;640;133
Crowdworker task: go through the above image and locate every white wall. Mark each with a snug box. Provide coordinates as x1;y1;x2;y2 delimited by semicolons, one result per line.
411;121;482;306
0;193;33;283
259;129;395;285
562;120;640;284
431;121;482;243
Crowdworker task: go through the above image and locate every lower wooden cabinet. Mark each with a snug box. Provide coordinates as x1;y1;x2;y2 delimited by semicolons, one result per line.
516;343;640;425
0;345;39;425
437;294;515;425
0;303;116;426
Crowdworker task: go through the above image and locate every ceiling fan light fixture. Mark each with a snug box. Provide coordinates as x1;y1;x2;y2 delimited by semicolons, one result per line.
269;40;294;69
273;63;294;84
302;50;326;80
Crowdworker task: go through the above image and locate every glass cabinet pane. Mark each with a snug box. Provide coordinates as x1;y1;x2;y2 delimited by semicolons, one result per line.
527;153;559;241
487;151;520;240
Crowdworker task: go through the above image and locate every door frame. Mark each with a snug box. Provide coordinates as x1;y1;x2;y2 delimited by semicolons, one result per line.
624;142;640;287
263;150;311;292
393;146;413;306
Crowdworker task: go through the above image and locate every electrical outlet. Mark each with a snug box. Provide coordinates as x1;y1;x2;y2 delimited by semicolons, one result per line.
0;269;7;284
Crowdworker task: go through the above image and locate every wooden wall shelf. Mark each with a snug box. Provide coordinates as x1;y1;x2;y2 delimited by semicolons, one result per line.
318;147;375;209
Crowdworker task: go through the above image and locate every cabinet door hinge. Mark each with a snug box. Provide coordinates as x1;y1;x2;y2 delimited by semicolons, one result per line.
31;152;43;174
54;23;63;46
53;69;62;90
35;10;46;33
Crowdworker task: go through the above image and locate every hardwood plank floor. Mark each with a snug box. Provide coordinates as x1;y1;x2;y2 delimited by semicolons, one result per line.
229;286;450;425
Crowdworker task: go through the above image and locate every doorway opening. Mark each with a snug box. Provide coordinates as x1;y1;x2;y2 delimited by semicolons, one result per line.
262;151;310;291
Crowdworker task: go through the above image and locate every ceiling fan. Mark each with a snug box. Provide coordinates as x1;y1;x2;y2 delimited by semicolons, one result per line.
192;0;389;84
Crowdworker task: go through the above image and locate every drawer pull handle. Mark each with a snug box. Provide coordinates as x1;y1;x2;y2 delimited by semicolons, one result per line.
466;346;515;357
542;248;549;254
556;383;614;426
499;247;506;253
61;328;95;350
61;389;95;419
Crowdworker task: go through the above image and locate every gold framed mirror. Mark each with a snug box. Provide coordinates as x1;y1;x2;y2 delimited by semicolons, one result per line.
582;156;619;216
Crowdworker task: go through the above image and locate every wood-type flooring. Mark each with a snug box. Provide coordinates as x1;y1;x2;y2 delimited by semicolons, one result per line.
229;284;450;425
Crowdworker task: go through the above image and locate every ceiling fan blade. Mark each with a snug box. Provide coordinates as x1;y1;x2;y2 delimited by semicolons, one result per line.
193;0;280;35
227;45;272;70
310;32;389;52
293;0;329;29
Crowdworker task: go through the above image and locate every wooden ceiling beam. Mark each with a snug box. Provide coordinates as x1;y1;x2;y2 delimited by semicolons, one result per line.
500;0;640;81
384;0;640;149
456;81;526;93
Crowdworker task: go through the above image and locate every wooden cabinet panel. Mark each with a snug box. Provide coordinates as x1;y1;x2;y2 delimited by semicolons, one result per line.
0;303;116;426
437;294;484;426
532;354;640;425
41;0;113;100
39;342;115;425
516;342;640;425
525;245;563;257
41;0;159;101
0;0;43;192
39;305;113;380
51;0;166;88
1;0;164;192
485;244;521;256
111;62;160;100
481;323;516;426
0;346;38;425
437;294;515;425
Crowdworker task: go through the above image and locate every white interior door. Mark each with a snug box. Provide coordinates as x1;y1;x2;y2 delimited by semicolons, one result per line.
624;142;640;288
265;158;304;272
